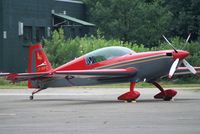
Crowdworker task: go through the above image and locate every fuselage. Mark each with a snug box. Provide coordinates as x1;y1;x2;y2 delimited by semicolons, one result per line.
46;47;189;87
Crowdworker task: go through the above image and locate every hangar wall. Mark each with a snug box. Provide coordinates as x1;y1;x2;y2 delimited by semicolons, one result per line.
54;0;86;19
0;0;93;73
1;0;53;72
0;0;2;71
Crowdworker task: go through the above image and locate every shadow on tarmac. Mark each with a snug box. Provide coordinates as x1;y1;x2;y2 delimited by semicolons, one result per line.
15;98;200;106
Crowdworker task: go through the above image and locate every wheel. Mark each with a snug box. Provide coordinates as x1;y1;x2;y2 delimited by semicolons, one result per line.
126;100;137;103
29;95;33;100
163;97;172;101
127;100;133;103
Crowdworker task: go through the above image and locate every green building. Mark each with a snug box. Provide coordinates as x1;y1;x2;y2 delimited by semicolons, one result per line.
0;0;94;72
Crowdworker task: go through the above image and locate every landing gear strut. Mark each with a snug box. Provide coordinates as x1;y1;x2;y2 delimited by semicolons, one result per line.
29;88;46;100
118;82;140;102
152;82;177;101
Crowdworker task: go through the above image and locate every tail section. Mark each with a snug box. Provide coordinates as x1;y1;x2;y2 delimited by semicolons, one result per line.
28;44;53;88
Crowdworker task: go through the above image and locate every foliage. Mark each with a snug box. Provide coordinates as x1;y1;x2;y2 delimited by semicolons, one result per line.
44;29;200;68
44;29;149;67
44;29;81;67
152;36;200;66
163;0;200;41
83;0;200;47
84;0;172;47
0;78;27;87
43;28;200;83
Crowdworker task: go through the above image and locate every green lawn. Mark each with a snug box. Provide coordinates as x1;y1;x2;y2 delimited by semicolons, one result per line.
0;80;200;89
80;83;200;89
0;78;27;89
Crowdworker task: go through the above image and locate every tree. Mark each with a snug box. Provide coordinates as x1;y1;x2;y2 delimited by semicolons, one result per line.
163;0;200;41
84;0;172;47
44;29;80;67
44;29;149;67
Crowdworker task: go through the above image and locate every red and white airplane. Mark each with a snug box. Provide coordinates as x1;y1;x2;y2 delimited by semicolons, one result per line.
0;35;200;101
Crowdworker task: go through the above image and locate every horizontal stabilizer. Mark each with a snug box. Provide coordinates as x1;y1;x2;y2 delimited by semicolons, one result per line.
0;73;10;77
0;72;52;83
175;67;200;75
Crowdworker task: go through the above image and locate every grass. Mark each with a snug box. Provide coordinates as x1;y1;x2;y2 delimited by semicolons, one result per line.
80;82;200;89
0;78;27;89
0;78;200;89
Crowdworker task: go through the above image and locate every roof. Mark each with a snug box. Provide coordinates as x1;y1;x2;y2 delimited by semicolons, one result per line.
52;13;95;26
55;0;83;4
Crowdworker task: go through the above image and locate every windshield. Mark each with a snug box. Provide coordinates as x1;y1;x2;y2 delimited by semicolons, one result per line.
85;46;134;64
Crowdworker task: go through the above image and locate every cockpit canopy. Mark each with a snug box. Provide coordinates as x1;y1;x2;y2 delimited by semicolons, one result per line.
85;46;135;64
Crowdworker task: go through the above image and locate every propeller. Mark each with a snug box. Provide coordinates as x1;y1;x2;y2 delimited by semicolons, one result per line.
182;59;197;74
162;34;197;78
182;33;191;49
169;59;179;79
162;35;178;53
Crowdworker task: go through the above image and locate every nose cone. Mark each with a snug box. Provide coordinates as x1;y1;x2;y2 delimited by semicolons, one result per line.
173;50;189;59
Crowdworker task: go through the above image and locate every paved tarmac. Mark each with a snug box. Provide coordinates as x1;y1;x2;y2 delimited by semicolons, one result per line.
0;87;200;134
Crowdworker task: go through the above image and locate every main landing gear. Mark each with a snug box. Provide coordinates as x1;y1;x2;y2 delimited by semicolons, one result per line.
118;81;177;102
29;88;46;100
118;82;140;102
152;82;177;101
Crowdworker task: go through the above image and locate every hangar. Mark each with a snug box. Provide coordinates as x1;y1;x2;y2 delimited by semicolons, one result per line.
0;0;94;72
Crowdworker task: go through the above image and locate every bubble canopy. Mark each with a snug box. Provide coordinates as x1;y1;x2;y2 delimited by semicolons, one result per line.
85;46;135;64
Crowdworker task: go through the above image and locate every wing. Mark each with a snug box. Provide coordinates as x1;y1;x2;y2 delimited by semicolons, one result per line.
0;73;10;77
55;68;137;78
0;72;51;82
0;68;137;82
175;67;200;76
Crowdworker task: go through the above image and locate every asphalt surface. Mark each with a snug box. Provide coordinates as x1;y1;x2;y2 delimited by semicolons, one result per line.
0;87;200;134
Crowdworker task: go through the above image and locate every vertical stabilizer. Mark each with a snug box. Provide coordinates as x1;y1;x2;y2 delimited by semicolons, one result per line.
28;44;53;88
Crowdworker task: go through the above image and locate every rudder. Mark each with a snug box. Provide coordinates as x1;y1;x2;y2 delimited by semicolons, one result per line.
28;44;53;88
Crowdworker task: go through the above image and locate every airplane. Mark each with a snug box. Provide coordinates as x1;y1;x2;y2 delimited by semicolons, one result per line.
0;35;200;102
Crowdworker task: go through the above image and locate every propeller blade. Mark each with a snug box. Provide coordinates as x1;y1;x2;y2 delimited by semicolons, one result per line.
186;33;191;44
182;59;197;74
169;59;180;78
162;35;178;53
182;33;191;49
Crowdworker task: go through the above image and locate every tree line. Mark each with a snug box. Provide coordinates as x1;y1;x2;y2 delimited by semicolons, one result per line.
44;0;200;82
83;0;200;47
44;29;200;68
44;29;200;82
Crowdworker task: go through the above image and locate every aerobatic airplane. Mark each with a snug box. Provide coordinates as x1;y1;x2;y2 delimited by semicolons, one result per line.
0;35;200;101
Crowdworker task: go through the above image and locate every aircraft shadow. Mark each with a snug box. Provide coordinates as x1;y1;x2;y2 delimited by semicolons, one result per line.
22;98;200;106
136;98;200;103
32;99;120;106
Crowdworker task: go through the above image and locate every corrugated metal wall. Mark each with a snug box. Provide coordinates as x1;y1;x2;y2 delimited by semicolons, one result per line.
1;0;53;72
0;0;87;72
0;0;2;71
54;1;86;19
